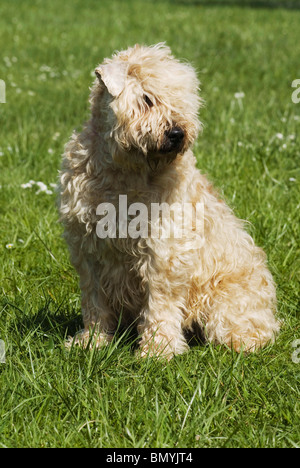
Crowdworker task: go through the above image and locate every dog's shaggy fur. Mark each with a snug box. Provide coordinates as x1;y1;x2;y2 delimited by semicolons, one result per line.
59;43;280;358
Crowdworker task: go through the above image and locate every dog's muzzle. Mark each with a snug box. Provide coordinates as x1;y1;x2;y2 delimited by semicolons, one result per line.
159;126;185;154
146;126;185;171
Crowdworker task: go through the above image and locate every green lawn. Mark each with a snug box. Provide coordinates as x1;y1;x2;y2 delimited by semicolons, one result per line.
0;0;299;448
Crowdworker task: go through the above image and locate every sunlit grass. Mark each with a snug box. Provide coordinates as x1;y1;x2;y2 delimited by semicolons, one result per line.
0;0;299;448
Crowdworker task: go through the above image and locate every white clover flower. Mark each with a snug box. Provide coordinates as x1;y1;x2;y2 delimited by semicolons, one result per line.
40;65;52;72
234;92;245;99
52;132;60;140
4;57;12;67
35;181;48;194
21;180;53;195
38;73;47;81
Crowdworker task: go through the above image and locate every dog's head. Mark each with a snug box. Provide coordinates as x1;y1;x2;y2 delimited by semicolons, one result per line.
91;43;202;171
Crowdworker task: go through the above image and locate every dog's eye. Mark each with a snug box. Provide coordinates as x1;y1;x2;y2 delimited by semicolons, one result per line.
144;95;154;108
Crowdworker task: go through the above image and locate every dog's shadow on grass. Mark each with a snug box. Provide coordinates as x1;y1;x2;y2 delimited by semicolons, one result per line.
10;301;140;352
9;301;82;343
9;300;207;355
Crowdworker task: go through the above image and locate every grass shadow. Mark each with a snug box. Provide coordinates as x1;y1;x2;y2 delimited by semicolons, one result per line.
170;0;300;9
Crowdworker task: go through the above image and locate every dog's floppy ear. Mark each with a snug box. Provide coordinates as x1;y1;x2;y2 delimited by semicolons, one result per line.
95;61;128;97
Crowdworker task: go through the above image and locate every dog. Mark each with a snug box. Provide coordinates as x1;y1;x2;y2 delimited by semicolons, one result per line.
59;43;280;359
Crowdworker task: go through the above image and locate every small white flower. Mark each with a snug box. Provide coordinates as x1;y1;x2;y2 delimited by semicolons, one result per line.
276;133;284;140
288;134;295;140
237;141;243;147
21;183;33;189
27;90;35;96
234;92;245;99
35;181;48;194
282;144;287;150
0;151;3;156
48;148;54;154
38;73;47;81
289;177;296;182
52;132;60;140
40;65;52;72
6;243;14;249
45;189;53;195
4;57;12;67
294;115;300;121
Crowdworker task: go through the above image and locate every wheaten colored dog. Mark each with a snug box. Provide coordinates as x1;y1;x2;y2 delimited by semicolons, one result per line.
59;43;280;358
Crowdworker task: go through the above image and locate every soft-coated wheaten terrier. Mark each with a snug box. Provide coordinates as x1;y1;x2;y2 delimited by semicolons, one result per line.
59;43;280;359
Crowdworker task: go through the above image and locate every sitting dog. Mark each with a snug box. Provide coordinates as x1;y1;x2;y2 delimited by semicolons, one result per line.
59;43;280;358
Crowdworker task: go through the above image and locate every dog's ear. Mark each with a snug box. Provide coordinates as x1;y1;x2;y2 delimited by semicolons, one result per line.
95;61;128;97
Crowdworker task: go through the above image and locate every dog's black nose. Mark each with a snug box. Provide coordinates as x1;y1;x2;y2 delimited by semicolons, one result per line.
167;127;185;143
160;126;185;154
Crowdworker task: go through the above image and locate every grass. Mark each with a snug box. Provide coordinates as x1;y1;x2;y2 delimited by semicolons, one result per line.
0;0;300;448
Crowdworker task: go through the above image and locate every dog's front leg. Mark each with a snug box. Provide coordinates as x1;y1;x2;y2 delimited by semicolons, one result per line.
66;255;117;349
137;272;189;359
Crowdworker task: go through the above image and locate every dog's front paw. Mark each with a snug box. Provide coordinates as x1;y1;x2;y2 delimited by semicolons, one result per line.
65;328;114;350
138;330;188;361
